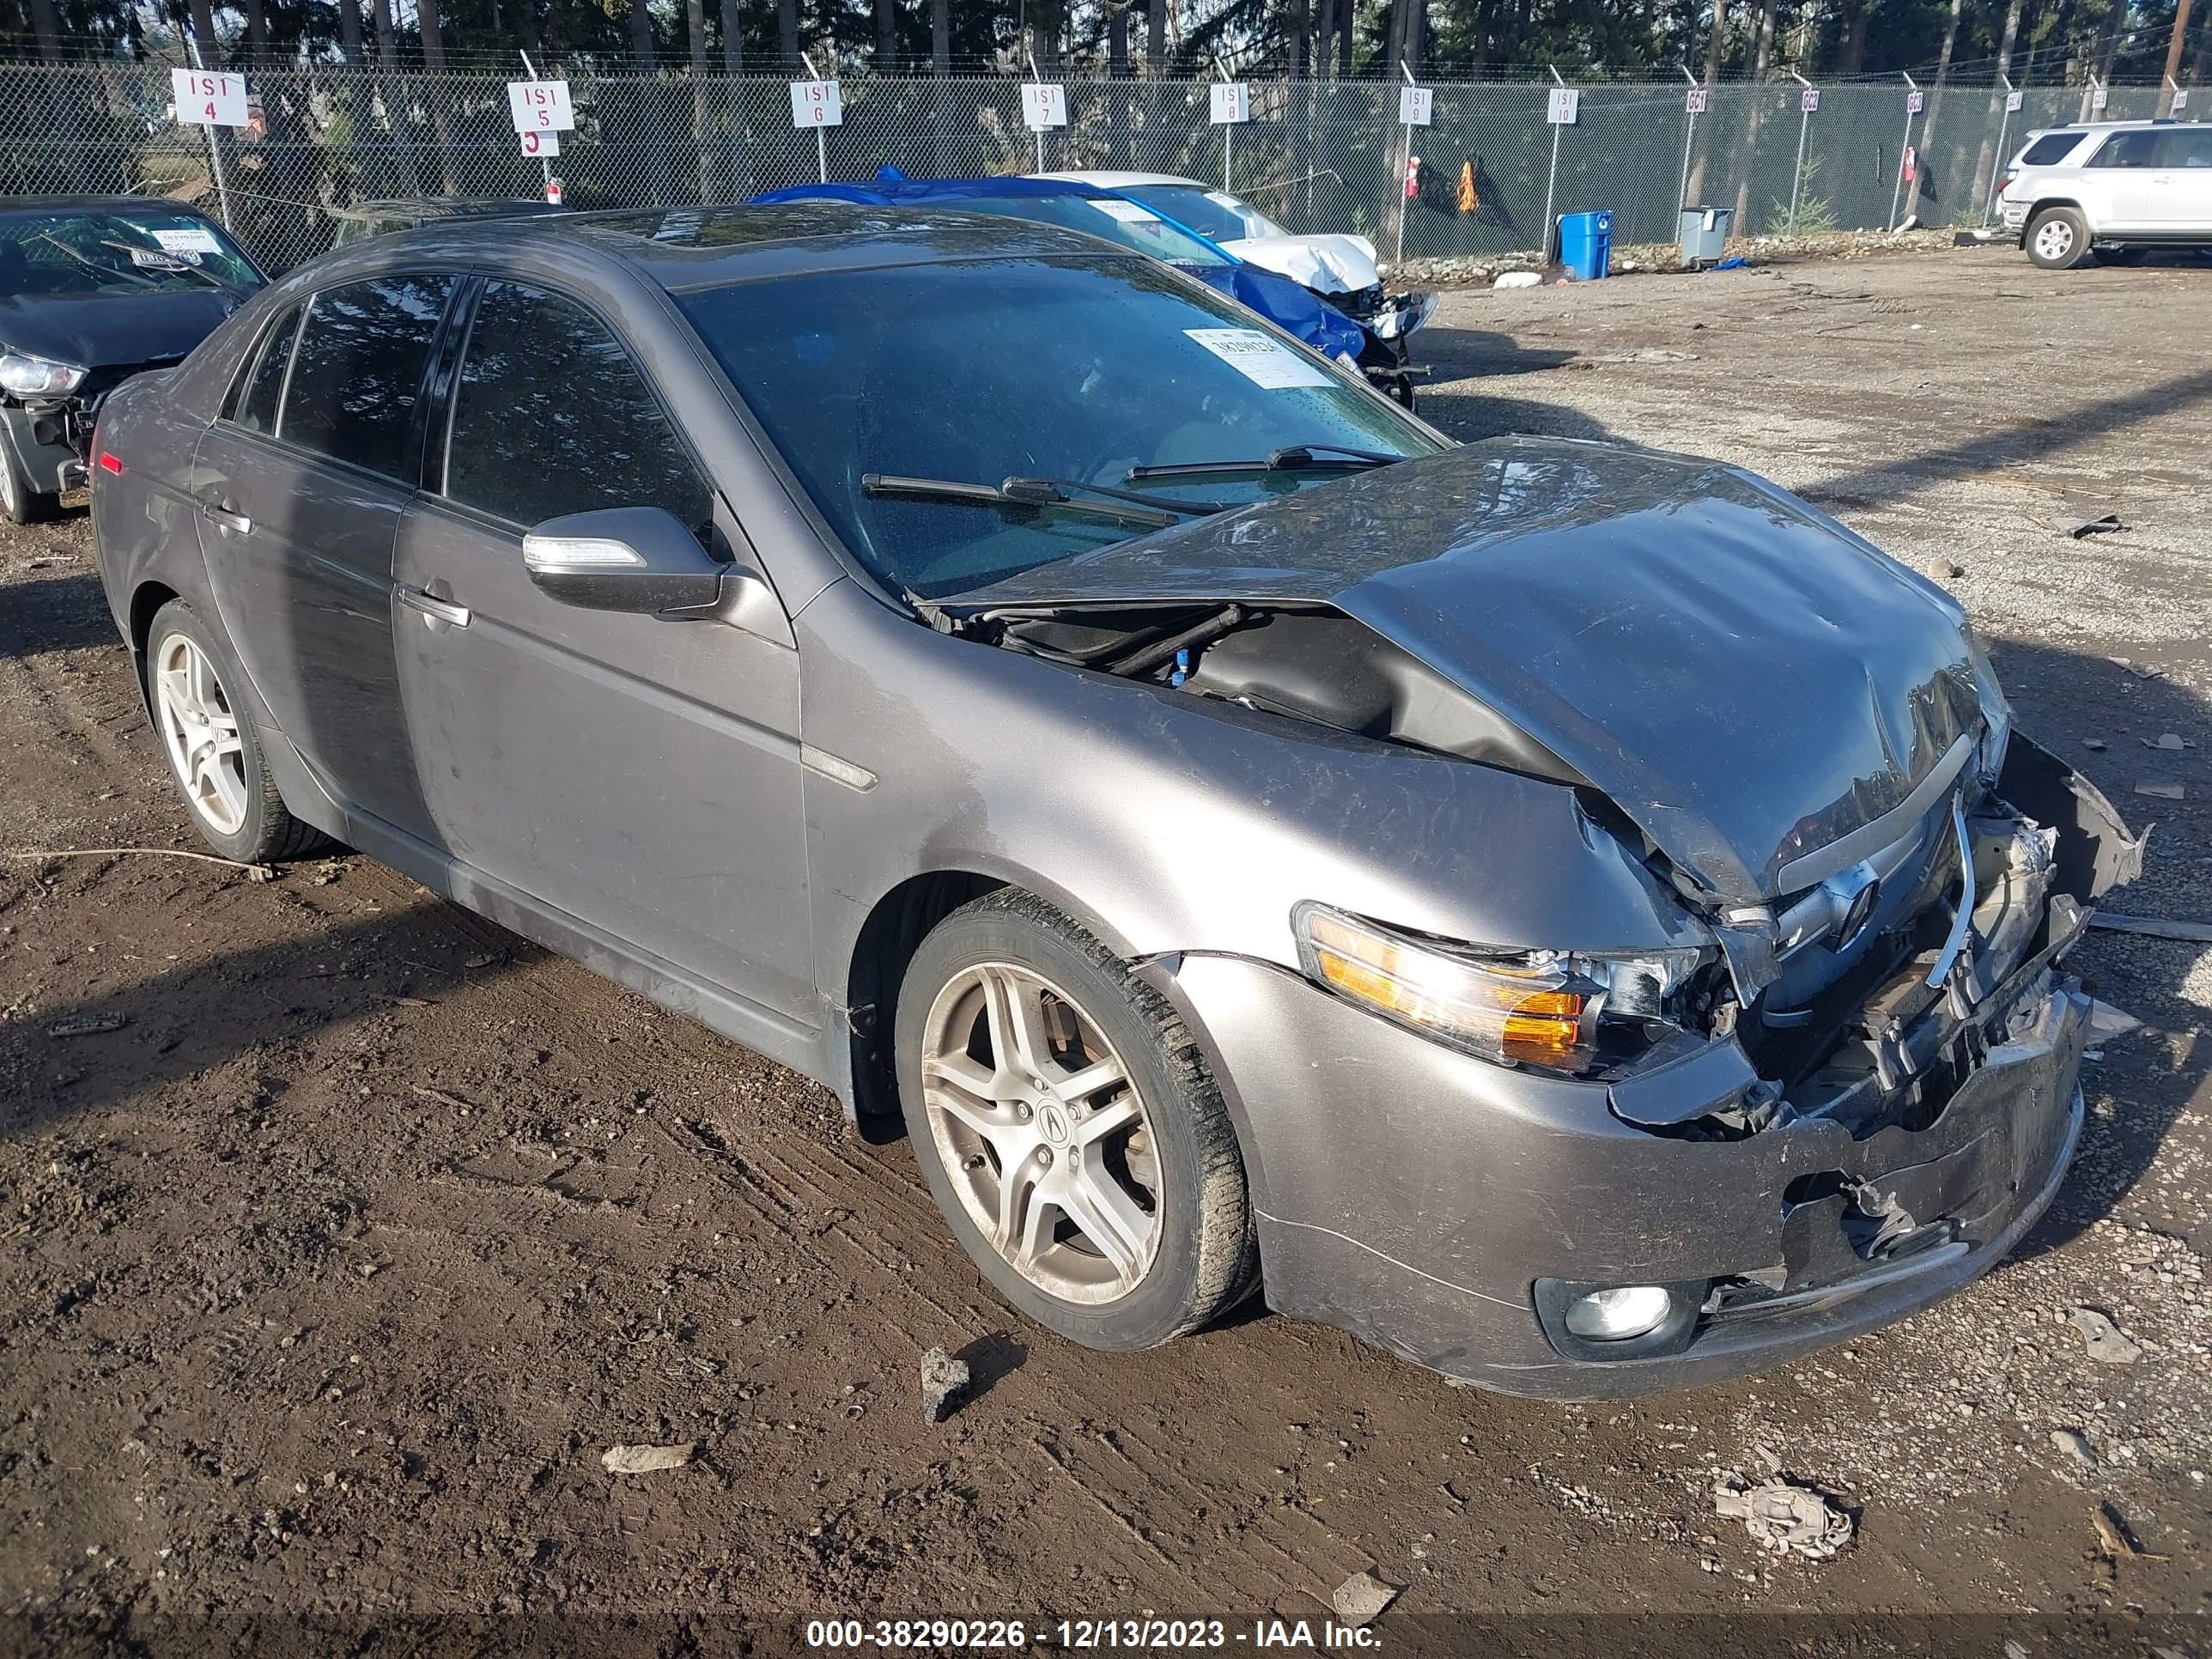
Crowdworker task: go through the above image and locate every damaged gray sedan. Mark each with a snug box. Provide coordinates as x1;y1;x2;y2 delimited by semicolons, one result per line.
90;204;2140;1397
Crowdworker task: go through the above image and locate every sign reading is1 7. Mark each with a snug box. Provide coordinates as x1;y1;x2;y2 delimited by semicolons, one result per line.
507;80;574;132
172;69;247;128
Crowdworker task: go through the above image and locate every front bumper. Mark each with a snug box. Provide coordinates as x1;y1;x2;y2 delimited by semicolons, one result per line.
1169;939;2092;1400
2;400;92;494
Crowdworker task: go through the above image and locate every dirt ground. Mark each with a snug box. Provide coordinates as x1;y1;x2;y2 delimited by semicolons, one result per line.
3;243;2210;1658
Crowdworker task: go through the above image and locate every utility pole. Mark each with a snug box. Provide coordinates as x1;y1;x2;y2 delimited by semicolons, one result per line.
2161;0;2197;114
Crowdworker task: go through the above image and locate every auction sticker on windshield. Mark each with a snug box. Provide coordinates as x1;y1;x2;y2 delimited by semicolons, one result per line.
1087;200;1160;223
1184;329;1333;389
150;226;222;258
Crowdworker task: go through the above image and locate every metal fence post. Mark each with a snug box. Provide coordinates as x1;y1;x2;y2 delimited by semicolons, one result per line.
1788;70;1814;227
1541;66;1565;252
1982;75;2015;223
1887;72;1918;231
1678;65;1698;210
182;29;235;230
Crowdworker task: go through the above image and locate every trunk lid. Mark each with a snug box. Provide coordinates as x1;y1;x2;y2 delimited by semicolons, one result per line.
959;436;1992;905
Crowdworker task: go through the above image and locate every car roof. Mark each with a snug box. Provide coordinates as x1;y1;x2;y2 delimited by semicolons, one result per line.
2027;119;2183;137
0;195;222;219
331;197;564;220
335;201;1145;293
1032;170;1204;190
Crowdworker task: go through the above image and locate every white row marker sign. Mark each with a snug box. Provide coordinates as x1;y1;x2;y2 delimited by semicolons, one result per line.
507;78;574;132
791;79;842;183
172;68;248;127
1547;86;1581;125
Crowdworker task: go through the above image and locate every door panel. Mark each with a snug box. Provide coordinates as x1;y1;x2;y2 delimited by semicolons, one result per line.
191;412;429;839
393;498;814;1019
188;273;457;842
391;278;815;1022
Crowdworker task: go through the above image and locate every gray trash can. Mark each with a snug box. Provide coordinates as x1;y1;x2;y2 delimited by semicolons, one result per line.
1679;206;1734;266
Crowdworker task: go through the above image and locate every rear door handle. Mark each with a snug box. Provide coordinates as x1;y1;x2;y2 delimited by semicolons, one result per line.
398;586;471;628
198;498;252;537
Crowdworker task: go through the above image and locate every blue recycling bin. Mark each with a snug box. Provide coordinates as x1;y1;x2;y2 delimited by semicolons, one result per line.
1556;210;1613;281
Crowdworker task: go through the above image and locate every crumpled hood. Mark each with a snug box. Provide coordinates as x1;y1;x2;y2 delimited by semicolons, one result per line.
961;436;1993;906
0;287;252;379
1218;233;1381;295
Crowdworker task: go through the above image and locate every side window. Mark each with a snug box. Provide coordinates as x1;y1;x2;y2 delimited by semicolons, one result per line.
2088;131;2159;168
2020;131;2083;167
279;274;456;480
443;281;712;538
2154;129;2212;168
229;306;299;435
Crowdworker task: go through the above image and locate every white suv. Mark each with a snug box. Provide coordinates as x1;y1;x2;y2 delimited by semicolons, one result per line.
1997;120;2212;269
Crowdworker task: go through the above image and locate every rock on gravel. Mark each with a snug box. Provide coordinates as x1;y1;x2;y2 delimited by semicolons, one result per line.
921;1345;969;1423
1331;1570;1400;1626
600;1443;695;1475
2071;1307;2145;1364
1712;1475;1855;1559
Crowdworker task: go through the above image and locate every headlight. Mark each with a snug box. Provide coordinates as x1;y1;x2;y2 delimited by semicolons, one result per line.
0;352;88;397
1292;902;1709;1074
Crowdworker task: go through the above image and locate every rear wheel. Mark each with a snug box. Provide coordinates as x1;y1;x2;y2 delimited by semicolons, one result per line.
896;890;1258;1351
2026;207;2090;270
146;599;325;865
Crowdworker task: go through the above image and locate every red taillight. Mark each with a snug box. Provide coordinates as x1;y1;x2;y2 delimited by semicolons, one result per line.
96;451;124;476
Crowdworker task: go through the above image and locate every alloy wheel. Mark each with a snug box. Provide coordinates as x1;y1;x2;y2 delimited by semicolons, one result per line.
919;962;1163;1305
154;631;248;836
2033;219;2075;263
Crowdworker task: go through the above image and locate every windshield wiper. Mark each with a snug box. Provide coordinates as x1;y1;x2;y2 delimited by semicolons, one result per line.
1126;443;1407;482
37;231;156;288
862;473;1224;529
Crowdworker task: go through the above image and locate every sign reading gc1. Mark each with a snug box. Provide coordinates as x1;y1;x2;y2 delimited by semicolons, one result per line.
507;78;574;133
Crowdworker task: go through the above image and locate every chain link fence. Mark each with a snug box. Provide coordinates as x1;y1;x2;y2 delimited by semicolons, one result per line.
0;58;2193;270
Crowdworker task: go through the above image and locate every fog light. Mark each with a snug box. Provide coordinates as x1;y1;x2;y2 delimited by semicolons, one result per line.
1563;1285;1673;1341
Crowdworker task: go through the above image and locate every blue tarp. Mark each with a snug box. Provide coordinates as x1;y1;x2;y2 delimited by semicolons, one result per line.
751;169;1370;367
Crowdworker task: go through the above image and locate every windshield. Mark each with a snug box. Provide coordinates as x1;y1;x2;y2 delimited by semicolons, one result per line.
0;208;262;295
1120;185;1290;243
941;195;1232;267
677;255;1439;599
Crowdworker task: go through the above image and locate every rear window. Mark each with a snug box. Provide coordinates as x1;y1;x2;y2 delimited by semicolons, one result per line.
2019;131;2086;167
280;275;455;480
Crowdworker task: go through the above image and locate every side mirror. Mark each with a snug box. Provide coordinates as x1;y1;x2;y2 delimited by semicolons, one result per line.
522;507;730;617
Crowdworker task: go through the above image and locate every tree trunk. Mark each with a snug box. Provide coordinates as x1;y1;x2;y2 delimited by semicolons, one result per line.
1968;0;2025;222
1146;0;1166;76
518;0;540;58
416;0;458;195
629;0;659;66
1287;0;1307;76
27;0;65;61
1729;0;1778;225
1905;0;1963;223
1686;0;1729;202
335;0;366;63
689;0;713;202
370;0;395;66
778;0;799;70
932;0;949;71
1109;2;1129;75
1838;0;1869;76
876;0;896;68
189;0;222;64
242;0;270;58
1337;0;1352;76
722;0;744;70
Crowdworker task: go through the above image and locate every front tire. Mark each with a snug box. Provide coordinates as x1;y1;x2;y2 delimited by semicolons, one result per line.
895;890;1258;1351
2027;207;2091;270
146;599;325;865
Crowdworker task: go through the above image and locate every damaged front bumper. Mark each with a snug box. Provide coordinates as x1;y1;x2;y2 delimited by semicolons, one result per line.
1;398;92;495
1160;738;2133;1399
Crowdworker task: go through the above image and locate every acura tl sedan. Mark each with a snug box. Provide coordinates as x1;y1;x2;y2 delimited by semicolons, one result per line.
88;205;2140;1398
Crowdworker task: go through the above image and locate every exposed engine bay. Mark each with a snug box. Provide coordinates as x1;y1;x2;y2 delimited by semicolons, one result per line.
934;596;2143;1156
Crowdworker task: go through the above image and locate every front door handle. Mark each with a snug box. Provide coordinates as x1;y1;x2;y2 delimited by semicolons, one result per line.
198;497;252;537
398;586;471;628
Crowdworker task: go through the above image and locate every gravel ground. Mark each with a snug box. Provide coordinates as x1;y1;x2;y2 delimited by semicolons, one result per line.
1;240;2208;1656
